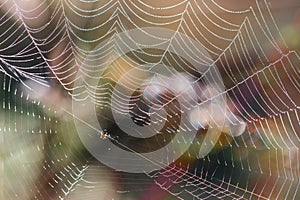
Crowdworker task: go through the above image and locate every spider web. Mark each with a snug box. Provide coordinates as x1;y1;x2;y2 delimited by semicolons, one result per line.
1;0;299;199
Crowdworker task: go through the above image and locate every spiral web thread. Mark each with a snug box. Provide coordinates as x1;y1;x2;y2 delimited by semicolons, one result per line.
0;0;299;199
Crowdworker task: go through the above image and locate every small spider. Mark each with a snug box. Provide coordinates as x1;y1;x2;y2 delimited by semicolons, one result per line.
99;129;109;139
